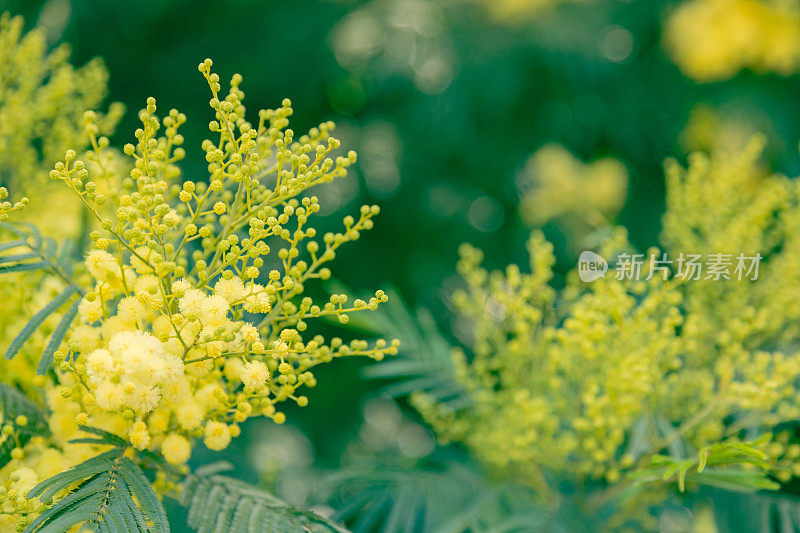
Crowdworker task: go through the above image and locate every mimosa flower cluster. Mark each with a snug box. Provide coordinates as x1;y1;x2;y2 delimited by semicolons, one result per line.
0;16;119;526
0;187;26;221
414;137;800;499
0;13;122;193
664;0;800;81
35;59;399;471
0;12;121;402
0;20;395;526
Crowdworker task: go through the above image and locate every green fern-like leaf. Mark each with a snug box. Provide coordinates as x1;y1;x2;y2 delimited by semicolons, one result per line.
4;285;78;361
0;222;81;281
181;462;348;533
25;447;169;533
0;384;49;470
347;289;467;410
0;222;85;373
325;454;546;533
631;438;780;493
68;425;129;448
36;295;81;374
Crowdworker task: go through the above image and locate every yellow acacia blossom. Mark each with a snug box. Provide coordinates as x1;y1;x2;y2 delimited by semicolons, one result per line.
0;56;399;529
0;16;122;472
28;58;400;472
0;10;120;402
415;137;800;505
664;0;800;82
0;13;122;194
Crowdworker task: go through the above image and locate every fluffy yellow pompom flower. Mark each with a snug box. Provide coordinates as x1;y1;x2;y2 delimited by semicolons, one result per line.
129;421;151;451
239;325;260;344
85;250;122;286
200;295;229;326
171;279;191;297
78;297;102;323
94;382;124;411
177;402;204;430
161;434;192;465
240;361;269;390
213;277;245;303
203;421;232;451
85;348;114;385
178;289;206;320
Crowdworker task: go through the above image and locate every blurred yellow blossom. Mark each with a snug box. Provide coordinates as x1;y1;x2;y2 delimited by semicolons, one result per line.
415;137;800;503
680;104;772;156
664;0;800;82
0;13;123;194
518;143;628;227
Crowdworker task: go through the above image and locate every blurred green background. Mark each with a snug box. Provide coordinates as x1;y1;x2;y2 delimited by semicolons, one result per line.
4;0;800;528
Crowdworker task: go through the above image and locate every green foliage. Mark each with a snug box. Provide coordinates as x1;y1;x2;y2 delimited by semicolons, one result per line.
0;383;48;470
25;438;169;533
711;489;800;532
36;296;80;375
0;222;83;373
632;439;780;493
353;290;467;410
180;462;348;533
3;284;75;360
326;455;546;533
0;222;79;279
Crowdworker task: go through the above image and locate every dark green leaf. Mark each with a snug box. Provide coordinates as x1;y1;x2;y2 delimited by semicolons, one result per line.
181;468;348;533
6;285;78;360
37;295;81;374
25;448;169;533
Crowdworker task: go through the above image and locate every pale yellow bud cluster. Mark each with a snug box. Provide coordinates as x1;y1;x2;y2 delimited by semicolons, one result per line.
0;187;27;221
